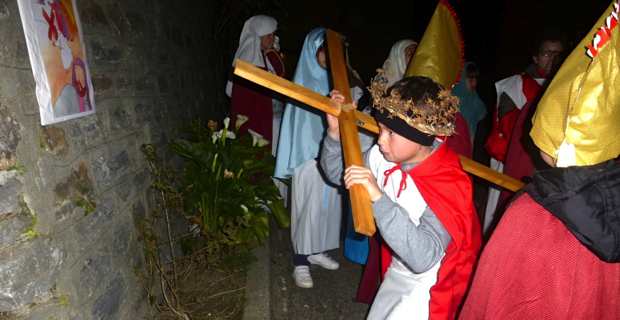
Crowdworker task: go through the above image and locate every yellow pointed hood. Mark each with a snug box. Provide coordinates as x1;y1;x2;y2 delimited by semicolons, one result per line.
405;0;464;88
530;1;620;166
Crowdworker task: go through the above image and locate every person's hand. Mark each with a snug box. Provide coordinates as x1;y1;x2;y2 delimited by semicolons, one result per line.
327;90;345;140
344;165;382;202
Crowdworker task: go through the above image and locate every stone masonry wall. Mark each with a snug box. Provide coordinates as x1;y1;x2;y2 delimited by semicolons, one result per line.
0;0;224;318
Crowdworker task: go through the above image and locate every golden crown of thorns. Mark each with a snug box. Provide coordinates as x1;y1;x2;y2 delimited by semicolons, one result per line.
369;70;459;136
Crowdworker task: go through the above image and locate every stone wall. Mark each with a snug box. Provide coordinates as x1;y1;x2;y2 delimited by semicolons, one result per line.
0;0;230;318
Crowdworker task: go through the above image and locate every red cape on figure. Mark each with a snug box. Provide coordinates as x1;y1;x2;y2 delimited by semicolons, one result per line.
381;143;482;319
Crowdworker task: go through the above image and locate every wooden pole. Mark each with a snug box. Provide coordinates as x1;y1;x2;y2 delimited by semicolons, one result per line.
325;30;376;236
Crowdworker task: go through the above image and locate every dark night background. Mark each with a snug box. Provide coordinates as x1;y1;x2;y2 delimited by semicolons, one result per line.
231;0;610;108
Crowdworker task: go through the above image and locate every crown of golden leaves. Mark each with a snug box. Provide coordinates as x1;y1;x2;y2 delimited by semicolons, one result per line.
369;70;459;136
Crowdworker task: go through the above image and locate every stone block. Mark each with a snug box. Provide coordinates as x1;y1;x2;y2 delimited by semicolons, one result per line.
72;194;114;236
157;75;169;94
91;73;114;97
108;102;134;135
16;94;40;117
0;105;20;170
126;11;147;37
0;212;30;247
0;70;35;102
91;143;134;190
112;223;131;256
89;39;123;65
135;73;156;95
78;254;113;300
109;149;131;184
0;2;9;20
115;72;133;96
77;1;108;29
133;101;153;124
24;304;73;320
107;3;130;37
0;171;23;216
91;152;112;189
131;200;145;222
53;162;94;205
54;202;78;223
91;277;125;320
40;126;68;156
79;114;107;148
0;240;65;311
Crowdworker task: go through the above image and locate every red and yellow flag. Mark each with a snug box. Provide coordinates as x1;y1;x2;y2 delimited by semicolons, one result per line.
405;0;464;88
531;1;620;166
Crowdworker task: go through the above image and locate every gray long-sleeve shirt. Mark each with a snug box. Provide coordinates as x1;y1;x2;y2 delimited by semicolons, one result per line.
320;134;451;273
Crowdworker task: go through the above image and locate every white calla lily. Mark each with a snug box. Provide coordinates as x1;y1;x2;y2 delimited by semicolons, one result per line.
223;117;230;129
212;129;236;142
256;137;270;147
235;114;249;129
247;129;263;146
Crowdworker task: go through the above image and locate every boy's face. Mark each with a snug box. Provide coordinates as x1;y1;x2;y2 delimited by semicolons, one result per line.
377;123;430;164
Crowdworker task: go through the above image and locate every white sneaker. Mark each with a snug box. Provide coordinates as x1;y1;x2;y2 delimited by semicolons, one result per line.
293;266;313;288
308;253;339;270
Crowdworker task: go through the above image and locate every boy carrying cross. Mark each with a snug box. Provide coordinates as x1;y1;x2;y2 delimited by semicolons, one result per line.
321;74;481;319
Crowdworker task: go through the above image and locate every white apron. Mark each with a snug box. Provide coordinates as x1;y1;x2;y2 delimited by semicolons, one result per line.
290;159;342;255
366;146;441;320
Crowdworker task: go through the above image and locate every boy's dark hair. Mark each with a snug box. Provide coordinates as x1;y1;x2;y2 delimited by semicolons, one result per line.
386;76;444;107
371;76;455;146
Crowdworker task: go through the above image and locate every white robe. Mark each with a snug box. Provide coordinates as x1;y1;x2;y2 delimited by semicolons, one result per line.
290;159;342;255
366;146;441;320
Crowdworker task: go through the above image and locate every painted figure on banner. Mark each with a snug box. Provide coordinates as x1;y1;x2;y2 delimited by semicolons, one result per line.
18;0;96;125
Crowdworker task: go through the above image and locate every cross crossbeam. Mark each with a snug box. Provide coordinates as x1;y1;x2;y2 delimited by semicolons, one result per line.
233;30;524;236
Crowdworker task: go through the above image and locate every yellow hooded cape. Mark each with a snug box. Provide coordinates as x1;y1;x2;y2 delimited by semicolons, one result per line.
531;1;620;166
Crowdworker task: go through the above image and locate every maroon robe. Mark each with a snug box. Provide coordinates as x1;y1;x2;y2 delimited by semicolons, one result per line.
460;193;620;319
230;50;285;141
445;112;472;158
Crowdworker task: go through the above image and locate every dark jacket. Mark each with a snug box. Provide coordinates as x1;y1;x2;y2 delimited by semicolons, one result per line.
525;159;620;262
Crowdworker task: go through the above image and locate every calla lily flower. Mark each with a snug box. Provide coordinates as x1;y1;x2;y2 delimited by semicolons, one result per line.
235;114;249;129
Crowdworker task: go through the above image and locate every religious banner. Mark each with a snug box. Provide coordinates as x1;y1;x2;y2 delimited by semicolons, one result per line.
17;0;95;125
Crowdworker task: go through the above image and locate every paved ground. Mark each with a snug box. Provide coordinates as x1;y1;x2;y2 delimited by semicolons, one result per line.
268;223;370;319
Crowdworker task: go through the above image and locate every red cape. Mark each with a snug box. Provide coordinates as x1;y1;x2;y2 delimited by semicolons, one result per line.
381;144;482;319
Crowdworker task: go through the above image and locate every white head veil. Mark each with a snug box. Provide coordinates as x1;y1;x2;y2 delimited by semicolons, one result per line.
381;39;417;87
226;15;277;96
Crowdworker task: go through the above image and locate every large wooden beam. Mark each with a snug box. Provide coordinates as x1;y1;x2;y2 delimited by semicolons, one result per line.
233;60;342;117
233;60;525;193
325;30;376;236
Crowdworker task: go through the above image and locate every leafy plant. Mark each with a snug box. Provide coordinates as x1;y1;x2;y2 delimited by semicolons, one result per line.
170;116;288;256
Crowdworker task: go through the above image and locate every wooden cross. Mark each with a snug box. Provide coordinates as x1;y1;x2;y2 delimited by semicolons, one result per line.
233;29;524;236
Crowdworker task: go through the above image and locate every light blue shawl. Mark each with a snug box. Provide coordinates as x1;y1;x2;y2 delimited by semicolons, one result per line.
274;28;328;178
452;62;487;138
